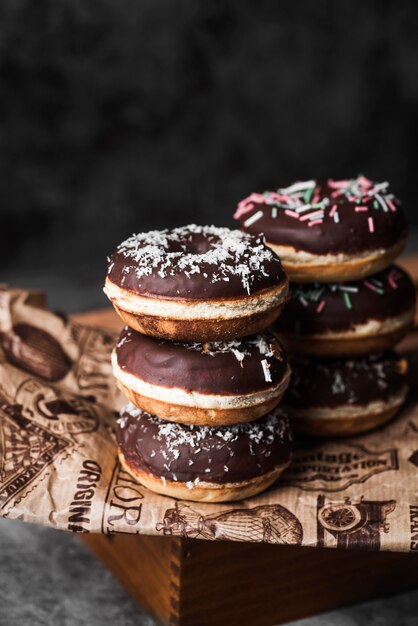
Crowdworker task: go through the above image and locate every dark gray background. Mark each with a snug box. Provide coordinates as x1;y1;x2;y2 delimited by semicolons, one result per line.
0;0;417;311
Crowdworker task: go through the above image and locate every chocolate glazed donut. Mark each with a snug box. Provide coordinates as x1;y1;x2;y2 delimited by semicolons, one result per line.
104;225;289;341
117;404;293;502
275;265;417;357
283;352;408;437
235;176;408;282
112;327;291;425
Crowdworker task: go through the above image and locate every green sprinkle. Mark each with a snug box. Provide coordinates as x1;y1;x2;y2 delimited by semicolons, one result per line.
343;292;352;309
373;199;380;209
304;187;314;203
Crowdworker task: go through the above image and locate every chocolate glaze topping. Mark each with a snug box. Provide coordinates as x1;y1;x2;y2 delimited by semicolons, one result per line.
276;265;416;335
107;224;286;299
285;352;407;409
117;403;292;485
235;177;408;255
115;327;289;395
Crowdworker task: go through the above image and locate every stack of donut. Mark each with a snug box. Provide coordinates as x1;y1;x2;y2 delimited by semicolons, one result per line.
104;224;293;501
235;176;416;437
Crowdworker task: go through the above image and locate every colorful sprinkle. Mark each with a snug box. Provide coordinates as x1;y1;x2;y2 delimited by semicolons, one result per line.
316;300;326;313
343;292;352;309
369;278;383;287
308;219;324;227
236;176;399;227
243;210;264;228
234;192;267;219
284;209;300;219
388;269;401;289
357;175;373;188
279;180;316;195
300;210;324;222
364;280;384;295
375;194;389;212
312;189;321;204
304;186;315;203
386;199;397;212
328;179;351;189
295;205;314;214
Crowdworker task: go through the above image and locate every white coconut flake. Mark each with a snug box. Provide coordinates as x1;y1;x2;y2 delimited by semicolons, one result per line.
332;372;346;394
110;224;279;295
175;333;281;368
120;403;290;482
261;359;272;382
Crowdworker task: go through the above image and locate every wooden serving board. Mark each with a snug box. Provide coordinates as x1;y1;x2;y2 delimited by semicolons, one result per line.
77;256;418;626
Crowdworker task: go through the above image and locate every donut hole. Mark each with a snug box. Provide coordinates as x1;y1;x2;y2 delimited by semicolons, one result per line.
165;232;215;255
180;232;219;255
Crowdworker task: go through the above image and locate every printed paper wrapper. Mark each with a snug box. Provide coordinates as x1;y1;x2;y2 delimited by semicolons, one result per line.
0;288;417;552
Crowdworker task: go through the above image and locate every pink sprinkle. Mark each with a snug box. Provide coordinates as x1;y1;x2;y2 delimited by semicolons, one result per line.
386;199;397;212
316;300;326;313
312;187;321;204
388;269;400;289
234;193;266;219
284;209;300;219
248;193;266;203
357;175;373;189
355;205;368;212
331;189;341;198
327;179;350;189
329;204;338;217
308;219;323;227
234;201;253;219
269;192;293;204
368;216;374;233
364;280;379;292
